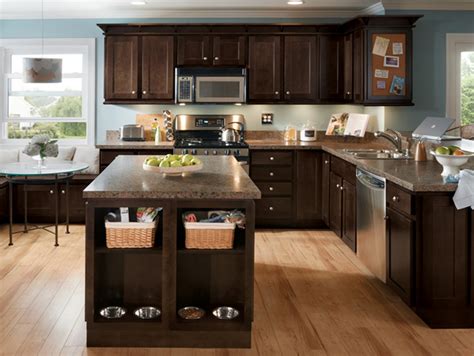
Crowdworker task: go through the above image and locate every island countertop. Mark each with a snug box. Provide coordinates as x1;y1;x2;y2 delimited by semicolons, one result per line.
83;155;261;200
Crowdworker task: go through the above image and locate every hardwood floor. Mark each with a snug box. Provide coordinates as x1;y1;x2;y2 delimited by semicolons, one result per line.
0;225;472;355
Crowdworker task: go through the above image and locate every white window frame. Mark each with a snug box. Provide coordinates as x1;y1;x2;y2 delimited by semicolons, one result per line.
446;33;474;126
0;38;95;145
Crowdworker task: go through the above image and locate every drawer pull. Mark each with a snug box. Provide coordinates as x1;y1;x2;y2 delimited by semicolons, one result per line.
49;190;54;195
269;187;274;191
131;90;136;94
275;91;279;95
269;172;274;177
286;91;290;95
269;156;275;161
392;195;400;202
336;184;340;188
203;56;208;61
324;160;329;164
142;90;147;94
61;190;66;195
269;206;274;211
214;56;219;60
340;186;344;191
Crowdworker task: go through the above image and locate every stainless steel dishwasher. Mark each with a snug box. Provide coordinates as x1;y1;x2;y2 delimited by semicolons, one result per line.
356;168;387;282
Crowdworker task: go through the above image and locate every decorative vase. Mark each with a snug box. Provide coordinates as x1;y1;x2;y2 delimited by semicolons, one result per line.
32;155;47;169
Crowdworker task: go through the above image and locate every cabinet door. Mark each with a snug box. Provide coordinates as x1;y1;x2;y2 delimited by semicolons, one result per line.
386;207;414;305
105;36;139;100
212;36;246;66
177;36;211;66
142;36;174;100
343;33;353;102
295;151;322;224
341;180;356;252
284;36;317;102
352;29;365;104
248;36;281;102
321;153;330;226
318;34;344;102
0;184;7;222
329;172;343;237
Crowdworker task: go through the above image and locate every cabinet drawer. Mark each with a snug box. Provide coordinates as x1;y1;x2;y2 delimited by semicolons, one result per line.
100;150;134;165
251;151;293;166
387;183;413;216
331;156;356;184
250;166;293;181
256;198;292;219
255;182;292;197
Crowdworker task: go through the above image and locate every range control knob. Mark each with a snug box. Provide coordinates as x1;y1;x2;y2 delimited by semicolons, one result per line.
204;150;209;155
234;150;240;156
224;149;230;155
212;150;217;155
182;149;188;154
191;149;197;155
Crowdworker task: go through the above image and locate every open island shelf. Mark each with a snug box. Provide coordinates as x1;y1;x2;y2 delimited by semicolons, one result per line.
83;156;260;348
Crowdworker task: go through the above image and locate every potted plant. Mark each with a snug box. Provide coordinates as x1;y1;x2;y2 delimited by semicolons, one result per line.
23;134;59;169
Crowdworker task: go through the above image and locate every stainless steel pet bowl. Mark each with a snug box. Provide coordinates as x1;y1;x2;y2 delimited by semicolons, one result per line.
99;306;126;319
134;306;161;320
212;306;239;320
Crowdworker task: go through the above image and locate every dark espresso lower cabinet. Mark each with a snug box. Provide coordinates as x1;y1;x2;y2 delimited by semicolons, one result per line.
0;182;8;222
341;180;356;252
329;172;343;236
386;206;414;306
321;153;330;226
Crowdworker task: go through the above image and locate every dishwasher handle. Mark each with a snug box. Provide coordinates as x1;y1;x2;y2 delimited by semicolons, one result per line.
356;169;385;190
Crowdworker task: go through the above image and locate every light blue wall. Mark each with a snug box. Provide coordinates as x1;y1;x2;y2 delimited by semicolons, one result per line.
1;11;473;141
385;10;474;131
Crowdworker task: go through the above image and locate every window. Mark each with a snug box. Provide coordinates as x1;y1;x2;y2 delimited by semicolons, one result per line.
446;34;474;126
0;39;95;144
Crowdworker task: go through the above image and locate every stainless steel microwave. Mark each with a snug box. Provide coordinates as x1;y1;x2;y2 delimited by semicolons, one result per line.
175;68;246;104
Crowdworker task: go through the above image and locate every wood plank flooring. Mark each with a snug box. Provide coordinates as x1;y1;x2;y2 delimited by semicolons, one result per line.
0;225;472;355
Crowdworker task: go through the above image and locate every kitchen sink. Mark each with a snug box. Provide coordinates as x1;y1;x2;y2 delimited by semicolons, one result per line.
343;149;412;160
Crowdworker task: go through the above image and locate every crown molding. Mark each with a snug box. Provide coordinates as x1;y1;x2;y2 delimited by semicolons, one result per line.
383;1;474;11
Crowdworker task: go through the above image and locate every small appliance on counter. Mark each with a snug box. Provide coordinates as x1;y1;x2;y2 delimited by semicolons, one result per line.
120;124;145;141
300;122;317;142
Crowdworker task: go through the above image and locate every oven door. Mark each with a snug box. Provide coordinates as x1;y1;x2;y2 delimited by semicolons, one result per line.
195;76;245;103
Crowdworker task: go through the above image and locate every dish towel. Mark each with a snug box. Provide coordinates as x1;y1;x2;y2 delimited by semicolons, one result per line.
453;169;474;210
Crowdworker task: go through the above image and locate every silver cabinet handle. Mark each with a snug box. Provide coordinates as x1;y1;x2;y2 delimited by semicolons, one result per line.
275;91;279;95
336;184;340;188
142;90;147;94
131;90;136;94
269;187;274;191
269;172;274;177
61;190;66;195
214;56;219;60
269;156;275;161
392;195;400;202
346;91;351;95
269;206;274;211
286;91;290;95
340;186;344;191
49;190;54;195
324;160;329;164
203;56;208;60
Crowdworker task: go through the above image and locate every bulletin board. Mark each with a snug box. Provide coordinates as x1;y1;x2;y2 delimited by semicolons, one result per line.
370;33;407;97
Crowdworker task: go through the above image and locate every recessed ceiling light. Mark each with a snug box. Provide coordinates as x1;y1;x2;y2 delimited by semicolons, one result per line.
131;1;147;5
287;0;304;5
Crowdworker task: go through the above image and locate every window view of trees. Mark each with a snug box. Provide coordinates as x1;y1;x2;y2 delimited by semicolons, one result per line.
8;96;86;139
461;51;474;125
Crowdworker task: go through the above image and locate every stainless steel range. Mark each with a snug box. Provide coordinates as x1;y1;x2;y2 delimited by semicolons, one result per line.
173;114;249;171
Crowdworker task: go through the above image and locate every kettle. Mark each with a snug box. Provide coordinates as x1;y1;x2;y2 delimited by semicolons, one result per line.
221;122;244;143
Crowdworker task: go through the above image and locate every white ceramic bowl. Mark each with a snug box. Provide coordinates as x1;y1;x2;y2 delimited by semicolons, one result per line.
430;151;474;176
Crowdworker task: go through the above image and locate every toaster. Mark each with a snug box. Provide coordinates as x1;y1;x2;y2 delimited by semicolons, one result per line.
120;125;145;141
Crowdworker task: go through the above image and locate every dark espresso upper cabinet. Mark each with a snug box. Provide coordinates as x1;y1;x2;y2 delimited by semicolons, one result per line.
212;36;247;66
343;33;353;102
177;36;211;66
352;29;365;104
105;36;139;100
177;35;246;67
248;36;281;102
284;36;317;102
318;34;344;102
142;36;174;100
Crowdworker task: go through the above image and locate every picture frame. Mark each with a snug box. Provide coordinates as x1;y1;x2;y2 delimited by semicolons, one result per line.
384;55;400;68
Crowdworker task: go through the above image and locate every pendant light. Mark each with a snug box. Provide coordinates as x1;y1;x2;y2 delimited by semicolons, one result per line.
23;0;62;83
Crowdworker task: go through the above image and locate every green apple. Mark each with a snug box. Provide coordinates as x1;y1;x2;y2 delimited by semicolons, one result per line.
147;158;161;167
170;160;183;167
435;146;450;155
181;154;194;166
190;157;202;166
145;156;157;164
447;145;460;155
159;160;170;168
168;154;180;162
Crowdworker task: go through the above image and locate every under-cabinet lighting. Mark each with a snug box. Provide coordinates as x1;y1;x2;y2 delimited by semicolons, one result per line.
131;1;147;5
179;103;186;106
287;0;304;5
234;103;242;106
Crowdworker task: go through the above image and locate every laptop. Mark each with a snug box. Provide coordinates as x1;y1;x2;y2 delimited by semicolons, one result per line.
412;117;460;141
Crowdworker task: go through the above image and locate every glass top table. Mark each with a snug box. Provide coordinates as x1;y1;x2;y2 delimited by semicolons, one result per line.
1;161;89;247
0;161;89;177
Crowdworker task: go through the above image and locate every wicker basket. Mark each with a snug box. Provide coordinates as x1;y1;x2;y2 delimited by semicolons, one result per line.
184;222;236;249
105;221;157;248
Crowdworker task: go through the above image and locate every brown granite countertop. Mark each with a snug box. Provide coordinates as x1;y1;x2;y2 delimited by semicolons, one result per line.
95;140;174;149
83;155;261;200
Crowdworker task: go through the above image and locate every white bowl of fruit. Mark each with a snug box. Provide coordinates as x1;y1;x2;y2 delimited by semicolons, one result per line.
430;145;474;177
143;154;203;175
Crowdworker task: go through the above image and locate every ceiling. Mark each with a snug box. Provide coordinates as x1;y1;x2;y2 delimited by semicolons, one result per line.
0;0;472;19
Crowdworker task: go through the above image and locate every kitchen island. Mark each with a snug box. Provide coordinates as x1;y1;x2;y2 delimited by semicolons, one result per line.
83;155;261;348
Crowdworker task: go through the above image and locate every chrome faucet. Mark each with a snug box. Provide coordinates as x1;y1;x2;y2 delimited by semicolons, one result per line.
374;129;404;153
